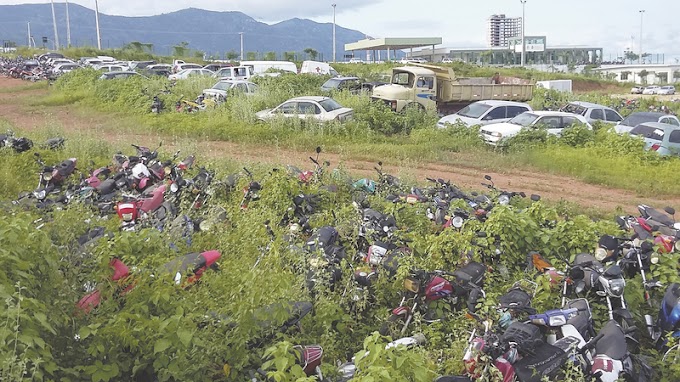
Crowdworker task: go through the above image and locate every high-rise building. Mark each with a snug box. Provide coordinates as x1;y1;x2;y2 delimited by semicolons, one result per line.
487;14;522;47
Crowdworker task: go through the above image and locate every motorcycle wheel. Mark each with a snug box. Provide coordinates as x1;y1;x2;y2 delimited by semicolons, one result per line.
663;344;680;362
379;314;404;337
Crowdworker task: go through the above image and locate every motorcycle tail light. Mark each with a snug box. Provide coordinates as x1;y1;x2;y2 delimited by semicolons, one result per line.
404;277;420;293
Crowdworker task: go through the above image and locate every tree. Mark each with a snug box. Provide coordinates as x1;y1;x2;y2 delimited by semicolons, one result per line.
193;50;204;59
480;50;493;65
656;72;668;84
264;51;276;61
283;51;296;62
173;41;190;57
303;48;318;60
674;70;680;80
638;69;649;84
226;50;239;60
624;51;639;64
246;51;257;61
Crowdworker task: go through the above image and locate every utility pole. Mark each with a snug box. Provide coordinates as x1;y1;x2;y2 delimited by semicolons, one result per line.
639;10;645;64
27;22;31;48
239;32;244;60
332;4;337;63
94;0;102;50
520;0;526;66
65;0;71;47
50;0;60;50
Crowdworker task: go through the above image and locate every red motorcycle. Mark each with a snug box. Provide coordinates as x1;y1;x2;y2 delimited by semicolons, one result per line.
116;184;167;230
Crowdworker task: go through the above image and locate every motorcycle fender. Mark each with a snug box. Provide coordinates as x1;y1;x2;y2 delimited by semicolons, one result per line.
392;306;411;316
591;355;623;382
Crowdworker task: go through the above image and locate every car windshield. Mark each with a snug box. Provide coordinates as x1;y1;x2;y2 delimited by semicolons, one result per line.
457;103;492;119
620;114;656;127
321;78;342;90
630;125;665;141
319;98;342;112
508;113;539;126
560;103;587;116
212;82;233;91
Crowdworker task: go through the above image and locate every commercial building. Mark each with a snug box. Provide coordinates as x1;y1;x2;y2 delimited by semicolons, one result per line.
592;64;680;84
487;14;522;47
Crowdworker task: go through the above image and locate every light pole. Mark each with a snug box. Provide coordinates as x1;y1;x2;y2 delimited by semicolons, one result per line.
94;0;102;50
520;0;526;66
50;0;59;50
239;32;244;60
332;4;337;63
65;0;71;47
639;10;645;64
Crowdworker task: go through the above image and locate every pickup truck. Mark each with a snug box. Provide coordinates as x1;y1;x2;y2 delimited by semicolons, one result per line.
371;63;534;114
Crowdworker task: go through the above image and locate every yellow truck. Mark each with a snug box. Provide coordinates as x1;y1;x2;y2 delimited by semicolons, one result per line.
371;63;534;114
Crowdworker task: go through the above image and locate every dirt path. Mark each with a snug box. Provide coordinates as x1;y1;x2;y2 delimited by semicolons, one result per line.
2;76;679;213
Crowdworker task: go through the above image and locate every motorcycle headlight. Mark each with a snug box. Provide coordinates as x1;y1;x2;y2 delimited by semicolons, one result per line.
675;241;680;253
43;172;53;181
651;253;660;265
34;190;46;200
595;247;608;261
498;194;510;206
170;183;179;193
548;315;567;327
452;216;464;228
608;279;626;297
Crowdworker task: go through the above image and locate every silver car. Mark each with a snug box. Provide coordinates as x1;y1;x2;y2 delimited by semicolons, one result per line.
559;101;623;125
629;122;680;156
256;96;353;123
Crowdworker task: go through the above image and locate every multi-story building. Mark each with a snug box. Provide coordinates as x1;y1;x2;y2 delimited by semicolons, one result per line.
487;14;521;48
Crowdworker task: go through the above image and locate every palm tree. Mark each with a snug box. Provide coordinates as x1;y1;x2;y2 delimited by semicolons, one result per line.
303;48;318;60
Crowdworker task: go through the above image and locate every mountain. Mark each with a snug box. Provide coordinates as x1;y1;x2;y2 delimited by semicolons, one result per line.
0;4;367;60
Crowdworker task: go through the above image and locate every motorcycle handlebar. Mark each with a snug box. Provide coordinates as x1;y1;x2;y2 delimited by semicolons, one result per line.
581;333;604;353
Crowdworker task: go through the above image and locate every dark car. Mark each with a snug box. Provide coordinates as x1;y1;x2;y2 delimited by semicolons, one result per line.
143;68;172;78
321;76;361;92
204;63;233;72
360;81;388;92
38;52;64;62
99;71;146;80
615;112;680;134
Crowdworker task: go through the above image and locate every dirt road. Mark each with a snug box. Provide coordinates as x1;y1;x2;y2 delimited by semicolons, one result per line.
1;76;679;213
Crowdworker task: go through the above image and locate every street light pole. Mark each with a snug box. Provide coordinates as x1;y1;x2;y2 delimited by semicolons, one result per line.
332;4;337;63
50;0;60;50
65;0;71;47
94;0;102;50
520;0;526;66
239;32;244;60
639;10;645;64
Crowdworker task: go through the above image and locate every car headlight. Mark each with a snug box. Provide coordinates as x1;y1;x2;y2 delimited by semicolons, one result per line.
595;247;608;261
452;216;464;228
608;279;626;297
498;194;510;206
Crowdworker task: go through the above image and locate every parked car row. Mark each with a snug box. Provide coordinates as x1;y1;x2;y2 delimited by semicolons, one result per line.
631;85;676;95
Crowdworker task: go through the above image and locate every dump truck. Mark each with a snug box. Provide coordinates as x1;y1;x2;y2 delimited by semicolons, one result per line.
371;63;534;114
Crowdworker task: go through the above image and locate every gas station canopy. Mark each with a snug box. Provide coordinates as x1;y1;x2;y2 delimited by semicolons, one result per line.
345;37;443;52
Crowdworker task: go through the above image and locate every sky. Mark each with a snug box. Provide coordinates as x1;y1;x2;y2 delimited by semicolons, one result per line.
2;0;679;61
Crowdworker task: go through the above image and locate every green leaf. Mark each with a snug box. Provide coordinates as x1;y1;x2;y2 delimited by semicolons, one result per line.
177;328;192;347
80;326;92;340
154;338;172;354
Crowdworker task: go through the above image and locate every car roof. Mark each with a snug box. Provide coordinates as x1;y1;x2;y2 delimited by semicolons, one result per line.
103;71;138;75
637;122;679;130
567;101;614;109
289;96;331;102
330;76;360;80
627;112;669;118
475;100;530;107
216;79;253;84
529;111;584;117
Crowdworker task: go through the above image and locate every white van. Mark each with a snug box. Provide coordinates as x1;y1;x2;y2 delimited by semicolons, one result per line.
300;61;339;76
214;66;253;80
240;61;297;77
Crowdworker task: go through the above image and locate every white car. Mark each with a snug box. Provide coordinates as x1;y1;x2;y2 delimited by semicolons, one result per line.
480;111;592;146
437;100;532;129
173;62;203;73
202;80;258;101
348;58;364;64
657;86;676;95
256;96;354;123
399;58;427;64
642;86;660;95
168;68;215;81
52;63;81;75
441;58;453;64
94;64;126;72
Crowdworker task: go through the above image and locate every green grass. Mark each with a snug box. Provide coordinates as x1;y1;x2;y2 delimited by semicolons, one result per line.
0;81;48;93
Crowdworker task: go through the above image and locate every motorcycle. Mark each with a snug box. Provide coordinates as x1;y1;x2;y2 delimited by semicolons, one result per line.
589;320;652;382
116;184;168;231
240;168;262;210
286;146;328;184
380;262;486;336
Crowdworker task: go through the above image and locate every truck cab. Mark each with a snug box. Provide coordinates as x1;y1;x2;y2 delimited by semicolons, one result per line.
372;67;438;111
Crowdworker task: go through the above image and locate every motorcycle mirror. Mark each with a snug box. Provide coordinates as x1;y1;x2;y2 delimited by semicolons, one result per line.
324;160;331;166
598;235;618;251
315;146;321;154
519;192;526;198
378;161;383;167
664;206;676;216
615;216;627;229
484;175;492;181
34;152;40;157
530;194;541;202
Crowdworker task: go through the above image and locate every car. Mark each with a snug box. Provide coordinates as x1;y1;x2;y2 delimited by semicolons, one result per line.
147;64;172;71
480;111;592;146
214;66;253;80
437;100;533;129
142;68;172;78
629;122;680;156
642;86;660;95
348;58;364;64
168;68;215;81
202;79;258;101
255;96;354;123
52;63;81;75
95;64;126;72
658;86;676;95
630;86;644;94
320;77;361;93
399;58;427;64
203;63;232;72
441;58;453;64
173;62;203;73
559;101;623;125
127;61;156;70
99;71;146;80
614;112;680;134
359;81;388;93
